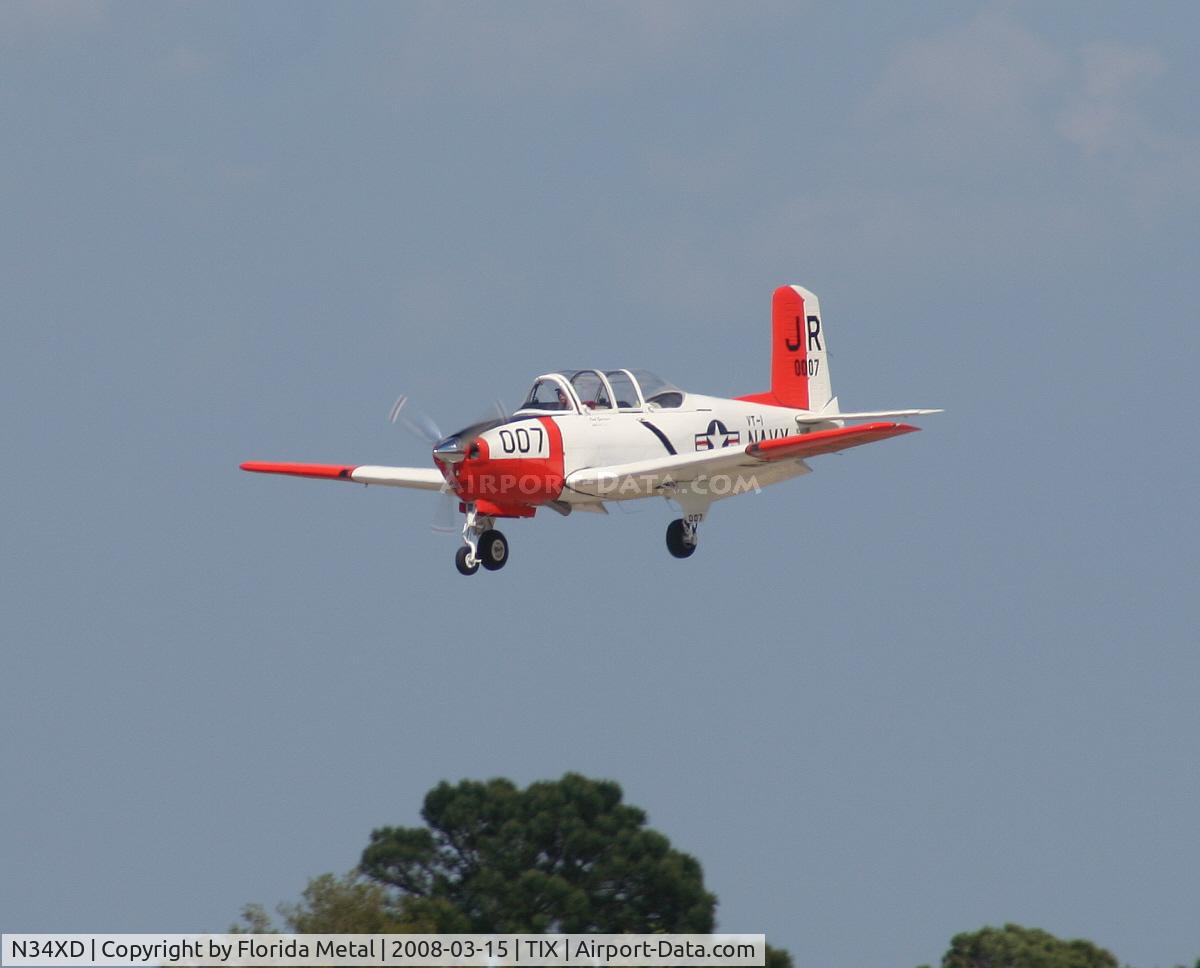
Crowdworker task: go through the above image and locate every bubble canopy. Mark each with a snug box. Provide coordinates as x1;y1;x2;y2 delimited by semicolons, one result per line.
516;369;684;413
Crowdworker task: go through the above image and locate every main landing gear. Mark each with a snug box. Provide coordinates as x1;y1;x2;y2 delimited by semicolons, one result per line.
478;529;509;570
455;504;509;576
665;518;698;559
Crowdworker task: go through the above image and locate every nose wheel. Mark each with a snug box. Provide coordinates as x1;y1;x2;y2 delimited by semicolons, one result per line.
455;504;509;575
666;518;698;559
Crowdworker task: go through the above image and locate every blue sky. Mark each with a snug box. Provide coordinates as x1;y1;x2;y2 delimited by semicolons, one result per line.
2;3;1198;966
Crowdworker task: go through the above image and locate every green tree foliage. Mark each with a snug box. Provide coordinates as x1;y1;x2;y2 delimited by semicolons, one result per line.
230;873;417;934
763;946;793;968
229;774;796;966
219;775;1200;968
937;923;1118;968
235;869;793;968
359;773;715;934
281;873;413;933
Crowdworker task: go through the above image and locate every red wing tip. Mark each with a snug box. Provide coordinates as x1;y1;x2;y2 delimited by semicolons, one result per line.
844;421;919;435
854;421;917;431
240;461;358;479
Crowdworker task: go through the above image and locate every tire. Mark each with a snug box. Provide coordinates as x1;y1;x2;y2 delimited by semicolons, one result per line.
479;529;509;571
455;546;480;575
665;519;697;559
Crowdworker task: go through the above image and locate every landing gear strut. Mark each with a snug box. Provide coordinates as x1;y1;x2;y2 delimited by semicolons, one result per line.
456;504;508;575
666;518;698;559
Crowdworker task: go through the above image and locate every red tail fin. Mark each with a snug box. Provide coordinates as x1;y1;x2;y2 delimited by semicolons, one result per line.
737;285;833;410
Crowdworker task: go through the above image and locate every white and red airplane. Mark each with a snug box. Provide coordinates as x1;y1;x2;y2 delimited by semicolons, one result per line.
242;285;939;574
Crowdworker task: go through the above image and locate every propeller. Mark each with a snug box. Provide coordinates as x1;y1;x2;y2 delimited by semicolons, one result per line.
390;394;459;533
429;491;462;533
388;393;513;534
389;394;444;444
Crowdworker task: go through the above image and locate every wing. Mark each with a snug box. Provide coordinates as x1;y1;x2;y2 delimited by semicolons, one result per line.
240;462;446;490
563;422;917;499
747;421;919;459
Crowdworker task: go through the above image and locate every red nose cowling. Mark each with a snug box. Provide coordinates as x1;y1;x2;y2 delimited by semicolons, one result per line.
434;416;564;519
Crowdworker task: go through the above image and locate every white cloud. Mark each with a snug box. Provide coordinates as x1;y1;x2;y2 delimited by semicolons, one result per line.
0;0;106;46
861;8;1063;160
871;9;1060;118
163;44;213;79
1058;42;1166;156
387;3;732;102
856;5;1195;222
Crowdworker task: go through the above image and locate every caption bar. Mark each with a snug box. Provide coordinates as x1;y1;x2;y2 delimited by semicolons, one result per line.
3;934;766;967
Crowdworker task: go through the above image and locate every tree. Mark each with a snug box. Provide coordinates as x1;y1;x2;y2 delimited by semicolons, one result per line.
280;873;413;933
935;923;1118;968
231;873;413;935
359;773;715;934
230;773;793;968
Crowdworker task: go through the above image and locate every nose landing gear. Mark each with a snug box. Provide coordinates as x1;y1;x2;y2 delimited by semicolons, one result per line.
455;504;509;575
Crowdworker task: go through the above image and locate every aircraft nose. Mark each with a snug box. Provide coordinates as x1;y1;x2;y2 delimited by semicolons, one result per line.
432;435;466;464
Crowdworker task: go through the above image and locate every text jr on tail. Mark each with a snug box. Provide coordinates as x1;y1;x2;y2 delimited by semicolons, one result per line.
242;285;940;575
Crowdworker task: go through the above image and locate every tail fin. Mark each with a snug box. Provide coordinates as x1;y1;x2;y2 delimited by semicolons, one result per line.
769;285;833;411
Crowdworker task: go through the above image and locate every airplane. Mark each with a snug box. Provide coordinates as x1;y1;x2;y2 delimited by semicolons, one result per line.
241;285;940;575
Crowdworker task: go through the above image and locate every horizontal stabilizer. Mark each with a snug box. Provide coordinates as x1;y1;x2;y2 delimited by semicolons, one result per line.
793;408;943;423
240;462;445;490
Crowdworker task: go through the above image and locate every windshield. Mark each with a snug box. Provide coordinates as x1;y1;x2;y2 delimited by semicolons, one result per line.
631;369;683;408
519;370;683;412
521;377;573;411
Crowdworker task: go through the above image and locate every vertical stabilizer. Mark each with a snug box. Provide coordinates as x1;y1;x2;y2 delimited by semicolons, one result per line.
770;285;833;411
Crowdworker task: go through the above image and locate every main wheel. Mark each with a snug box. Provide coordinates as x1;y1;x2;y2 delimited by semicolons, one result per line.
665;519;697;559
479;529;509;571
455;546;480;575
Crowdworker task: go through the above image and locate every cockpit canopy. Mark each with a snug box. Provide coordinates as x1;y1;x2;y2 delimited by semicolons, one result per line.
517;369;684;414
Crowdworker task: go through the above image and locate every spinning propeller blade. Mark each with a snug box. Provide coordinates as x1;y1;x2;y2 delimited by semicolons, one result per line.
389;394;443;444
431;489;460;533
390;393;461;533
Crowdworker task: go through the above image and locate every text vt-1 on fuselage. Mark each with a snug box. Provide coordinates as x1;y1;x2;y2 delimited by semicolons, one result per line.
242;285;940;575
